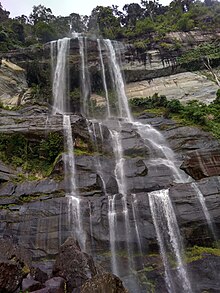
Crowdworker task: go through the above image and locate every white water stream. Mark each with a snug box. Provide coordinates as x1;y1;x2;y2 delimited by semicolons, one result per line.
63;115;86;250
50;36;196;292
191;182;218;241
52;38;70;115
149;189;192;293
97;39;111;117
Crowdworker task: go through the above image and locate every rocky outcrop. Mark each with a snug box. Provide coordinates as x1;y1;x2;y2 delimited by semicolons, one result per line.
0;59;28;106
52;237;97;292
81;273;129;293
0;237;128;293
126;72;218;104
166;30;220;46
0;238;31;292
180;148;220;179
0;108;219;292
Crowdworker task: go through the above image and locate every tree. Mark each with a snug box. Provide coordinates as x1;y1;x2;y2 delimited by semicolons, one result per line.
29;5;55;25
88;6;121;38
177;14;194;31
169;0;194;13
11;21;25;42
122;3;144;27
0;2;10;22
35;21;56;43
202;56;220;87
141;0;165;21
50;16;70;38
69;13;87;33
15;15;29;25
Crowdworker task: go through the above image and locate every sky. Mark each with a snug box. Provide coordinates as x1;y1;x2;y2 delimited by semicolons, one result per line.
1;0;171;18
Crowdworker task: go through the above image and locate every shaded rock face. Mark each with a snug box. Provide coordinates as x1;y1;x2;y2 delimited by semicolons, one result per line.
0;110;219;292
180;148;220;179
188;254;220;293
81;272;129;293
52;237;97;292
0;238;31;292
0;237;129;293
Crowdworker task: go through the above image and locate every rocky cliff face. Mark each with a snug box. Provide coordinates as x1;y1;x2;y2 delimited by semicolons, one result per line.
0;36;220;292
0;102;219;292
125;72;218;104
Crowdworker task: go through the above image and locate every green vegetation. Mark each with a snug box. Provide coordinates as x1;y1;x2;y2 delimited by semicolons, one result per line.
1;0;220;51
0;132;63;176
129;90;220;139
184;245;220;263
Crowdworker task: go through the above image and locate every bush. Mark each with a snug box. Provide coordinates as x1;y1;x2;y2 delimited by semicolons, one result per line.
166;99;183;113
129;93;168;111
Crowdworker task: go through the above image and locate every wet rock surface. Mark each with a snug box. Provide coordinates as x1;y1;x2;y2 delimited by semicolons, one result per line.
80;272;129;293
180;148;220;179
0;109;219;292
0;237;129;293
0;238;31;292
52;237;97;291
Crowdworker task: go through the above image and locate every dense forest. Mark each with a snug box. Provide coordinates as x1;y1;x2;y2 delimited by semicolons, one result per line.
0;0;220;52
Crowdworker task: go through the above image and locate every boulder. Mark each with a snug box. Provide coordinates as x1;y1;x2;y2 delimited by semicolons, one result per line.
0;238;31;292
52;237;97;292
22;276;43;292
44;277;65;293
80;272;129;293
180;149;220;179
30;267;48;284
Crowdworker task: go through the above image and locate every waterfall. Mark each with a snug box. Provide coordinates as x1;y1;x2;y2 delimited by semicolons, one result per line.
132;121;187;183
51;37;86;250
110;129;136;276
191;182;218;241
50;40;57;82
110;130;127;200
103;39;185;183
87;120;107;193
63;115;86;250
78;36;91;117
89;200;95;254
131;194;143;257
97;39;111;117
50;36;197;292
52;38;70;114
108;194;119;275
104;39;132;121
149;189;192;293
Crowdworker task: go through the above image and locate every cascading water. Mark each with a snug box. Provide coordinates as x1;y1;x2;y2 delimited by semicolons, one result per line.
50;40;57;81
52;37;70;115
131;194;143;258
108;194;119;275
133;122;187;183
104;39;132;121
87;120;107;194
78;36;91;117
149;189;192;293
51;38;86;250
103;39;185;183
110;129;142;293
191;182;218;241
97;39;111;117
63;115;86;250
50;35;196;292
